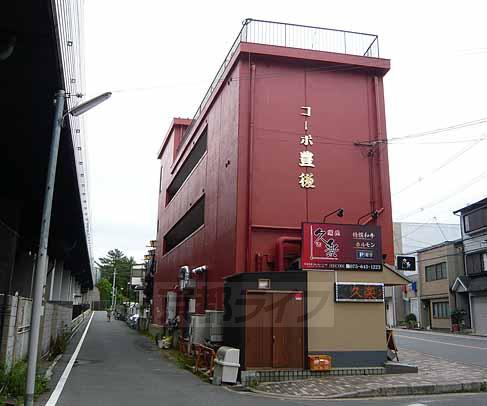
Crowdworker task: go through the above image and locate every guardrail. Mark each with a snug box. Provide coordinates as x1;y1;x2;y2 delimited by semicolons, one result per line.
178;19;379;150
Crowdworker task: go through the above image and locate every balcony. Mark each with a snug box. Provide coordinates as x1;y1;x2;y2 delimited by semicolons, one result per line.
179;19;380;149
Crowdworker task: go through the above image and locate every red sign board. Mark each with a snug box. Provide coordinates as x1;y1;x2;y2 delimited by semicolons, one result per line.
301;223;382;271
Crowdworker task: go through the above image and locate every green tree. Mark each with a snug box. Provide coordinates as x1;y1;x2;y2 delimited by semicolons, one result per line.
96;277;112;304
95;249;135;302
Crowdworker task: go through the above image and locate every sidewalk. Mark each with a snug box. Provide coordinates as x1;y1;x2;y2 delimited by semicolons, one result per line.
252;349;487;399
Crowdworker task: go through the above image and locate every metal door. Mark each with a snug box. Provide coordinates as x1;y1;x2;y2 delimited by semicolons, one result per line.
472;296;487;336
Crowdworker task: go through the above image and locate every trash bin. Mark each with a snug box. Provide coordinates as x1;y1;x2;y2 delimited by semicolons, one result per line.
213;346;240;385
308;355;332;371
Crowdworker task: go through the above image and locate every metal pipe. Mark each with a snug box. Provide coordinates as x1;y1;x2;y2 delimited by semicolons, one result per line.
24;90;65;406
246;63;256;272
275;237;302;272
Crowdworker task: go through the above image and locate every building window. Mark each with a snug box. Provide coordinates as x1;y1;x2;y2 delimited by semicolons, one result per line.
166;127;207;205
163;196;205;254
425;262;447;282
464;207;487;233
466;251;487;275
432;301;449;319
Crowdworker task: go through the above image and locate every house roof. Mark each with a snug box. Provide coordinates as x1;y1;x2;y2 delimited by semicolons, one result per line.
452;275;487;293
453;197;487;215
415;239;462;254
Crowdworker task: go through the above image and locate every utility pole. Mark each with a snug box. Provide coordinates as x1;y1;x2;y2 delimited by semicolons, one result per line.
111;267;117;310
24;91;111;406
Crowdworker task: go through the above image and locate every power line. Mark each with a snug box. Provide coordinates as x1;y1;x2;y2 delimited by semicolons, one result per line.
396;172;487;221
393;139;484;196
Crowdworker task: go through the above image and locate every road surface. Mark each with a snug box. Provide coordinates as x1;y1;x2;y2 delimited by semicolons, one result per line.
37;312;487;406
395;328;487;368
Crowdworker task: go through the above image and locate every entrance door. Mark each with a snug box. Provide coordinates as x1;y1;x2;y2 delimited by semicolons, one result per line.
245;291;304;369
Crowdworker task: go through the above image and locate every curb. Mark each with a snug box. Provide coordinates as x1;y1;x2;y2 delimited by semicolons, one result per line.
249;381;487;400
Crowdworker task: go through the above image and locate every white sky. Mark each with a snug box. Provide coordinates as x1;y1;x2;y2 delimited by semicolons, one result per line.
83;0;487;262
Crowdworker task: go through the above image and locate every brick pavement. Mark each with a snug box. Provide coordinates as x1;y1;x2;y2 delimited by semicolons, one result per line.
254;349;487;399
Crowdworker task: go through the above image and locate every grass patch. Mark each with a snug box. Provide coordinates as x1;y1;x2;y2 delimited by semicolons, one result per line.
49;331;70;361
0;361;48;403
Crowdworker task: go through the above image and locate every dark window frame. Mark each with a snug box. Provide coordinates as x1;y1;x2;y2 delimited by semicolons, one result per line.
464;207;487;234
432;301;449;319
425;262;447;282
466;251;487;275
165;127;208;206
163;195;205;255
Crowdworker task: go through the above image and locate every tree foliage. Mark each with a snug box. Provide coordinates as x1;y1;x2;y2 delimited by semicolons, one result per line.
95;249;135;302
96;277;112;303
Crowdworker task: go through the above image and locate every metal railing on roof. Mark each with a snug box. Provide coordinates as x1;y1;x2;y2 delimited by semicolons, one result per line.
179;19;380;150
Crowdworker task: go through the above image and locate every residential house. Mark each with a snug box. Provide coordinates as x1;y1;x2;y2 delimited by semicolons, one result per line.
417;240;465;330
452;198;487;335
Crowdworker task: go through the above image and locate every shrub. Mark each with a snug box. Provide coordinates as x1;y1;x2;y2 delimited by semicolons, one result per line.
405;313;417;328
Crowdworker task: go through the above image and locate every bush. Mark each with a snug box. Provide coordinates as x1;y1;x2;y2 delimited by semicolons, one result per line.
405;313;417;328
0;361;48;400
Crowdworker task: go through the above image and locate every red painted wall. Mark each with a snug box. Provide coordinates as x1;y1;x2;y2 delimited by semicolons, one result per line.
153;43;392;325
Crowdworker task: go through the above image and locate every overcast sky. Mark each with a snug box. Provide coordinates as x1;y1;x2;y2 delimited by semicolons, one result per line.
83;0;487;262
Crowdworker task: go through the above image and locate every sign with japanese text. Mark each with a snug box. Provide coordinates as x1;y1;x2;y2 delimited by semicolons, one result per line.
335;282;384;302
301;223;383;271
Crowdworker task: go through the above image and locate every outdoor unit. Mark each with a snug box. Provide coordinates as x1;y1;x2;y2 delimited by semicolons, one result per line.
189;314;208;348
205;310;223;343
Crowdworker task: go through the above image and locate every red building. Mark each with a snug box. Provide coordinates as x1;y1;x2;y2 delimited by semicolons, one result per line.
154;20;394;330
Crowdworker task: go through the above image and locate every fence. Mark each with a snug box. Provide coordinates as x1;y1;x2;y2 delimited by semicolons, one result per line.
0;295;81;369
179;19;379;149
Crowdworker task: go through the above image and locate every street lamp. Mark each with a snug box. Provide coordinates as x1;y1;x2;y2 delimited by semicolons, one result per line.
25;90;111;406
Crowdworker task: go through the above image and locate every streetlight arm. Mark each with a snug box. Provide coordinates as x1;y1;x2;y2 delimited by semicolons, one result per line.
68;92;112;117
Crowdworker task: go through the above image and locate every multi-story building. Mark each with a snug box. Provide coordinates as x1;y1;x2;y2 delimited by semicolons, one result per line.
417;240;466;330
452;198;487;335
154;19;408;369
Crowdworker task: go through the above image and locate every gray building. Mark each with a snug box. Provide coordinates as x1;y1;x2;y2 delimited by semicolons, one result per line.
452;198;487;335
417;240;466;330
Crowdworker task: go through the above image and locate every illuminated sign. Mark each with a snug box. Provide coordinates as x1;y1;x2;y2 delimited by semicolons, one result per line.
335;282;384;302
396;256;416;271
301;223;382;271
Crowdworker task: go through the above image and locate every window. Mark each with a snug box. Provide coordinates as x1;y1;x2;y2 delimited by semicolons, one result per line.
166;128;207;205
464;207;487;233
425;262;447;282
163;196;205;254
466;251;487;275
432;301;449;319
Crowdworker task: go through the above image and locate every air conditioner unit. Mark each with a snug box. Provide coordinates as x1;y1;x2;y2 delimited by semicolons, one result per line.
205;310;223;343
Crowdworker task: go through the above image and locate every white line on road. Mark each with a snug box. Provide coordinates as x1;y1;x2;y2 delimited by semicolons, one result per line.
396;333;487;350
45;311;95;406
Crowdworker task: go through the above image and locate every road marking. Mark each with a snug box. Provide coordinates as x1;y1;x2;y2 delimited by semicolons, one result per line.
45;311;95;406
396;333;487;350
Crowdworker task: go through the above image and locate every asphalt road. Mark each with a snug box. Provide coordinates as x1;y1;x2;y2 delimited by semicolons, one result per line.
37;312;487;406
395;329;487;369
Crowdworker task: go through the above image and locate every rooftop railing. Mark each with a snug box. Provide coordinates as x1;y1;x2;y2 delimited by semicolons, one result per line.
179;19;380;150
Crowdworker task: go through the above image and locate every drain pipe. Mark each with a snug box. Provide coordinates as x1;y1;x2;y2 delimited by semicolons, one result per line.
275;237;301;272
192;266;208;310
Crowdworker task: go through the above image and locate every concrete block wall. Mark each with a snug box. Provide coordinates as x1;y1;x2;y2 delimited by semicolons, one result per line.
0;294;32;370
